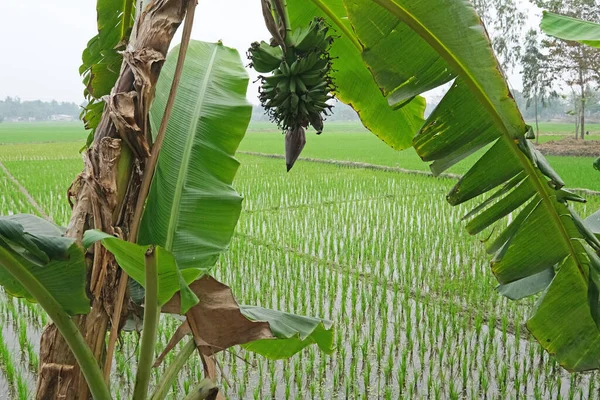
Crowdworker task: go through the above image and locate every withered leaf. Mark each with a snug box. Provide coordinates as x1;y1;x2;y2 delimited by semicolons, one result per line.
162;276;274;356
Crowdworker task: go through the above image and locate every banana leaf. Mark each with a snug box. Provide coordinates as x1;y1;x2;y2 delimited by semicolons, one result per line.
83;230;201;314
80;0;136;138
287;0;425;150
0;215;89;316
241;306;335;359
139;41;251;273
342;0;600;371
541;12;600;48
159;277;335;359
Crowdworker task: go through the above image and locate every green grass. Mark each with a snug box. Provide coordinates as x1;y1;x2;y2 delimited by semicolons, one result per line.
0;120;596;190
536;134;600;143
531;122;600;134
0;121;599;398
0;122;87;144
239;123;600;191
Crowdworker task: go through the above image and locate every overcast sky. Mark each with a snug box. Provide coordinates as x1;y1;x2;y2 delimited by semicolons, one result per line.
0;0;270;104
0;0;538;104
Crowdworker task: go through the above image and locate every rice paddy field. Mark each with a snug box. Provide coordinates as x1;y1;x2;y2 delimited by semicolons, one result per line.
0;121;599;399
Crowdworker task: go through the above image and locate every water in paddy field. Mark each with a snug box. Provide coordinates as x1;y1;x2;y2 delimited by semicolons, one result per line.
1;144;600;398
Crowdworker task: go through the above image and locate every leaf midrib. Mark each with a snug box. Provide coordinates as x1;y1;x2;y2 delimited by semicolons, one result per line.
372;0;584;276
164;45;220;252
309;0;362;50
120;0;135;40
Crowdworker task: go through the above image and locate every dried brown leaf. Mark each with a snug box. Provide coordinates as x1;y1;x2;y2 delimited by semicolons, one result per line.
162;276;274;356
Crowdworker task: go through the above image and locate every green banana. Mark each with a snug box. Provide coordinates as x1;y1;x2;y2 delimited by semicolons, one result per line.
279;61;291;76
248;41;283;73
248;16;336;170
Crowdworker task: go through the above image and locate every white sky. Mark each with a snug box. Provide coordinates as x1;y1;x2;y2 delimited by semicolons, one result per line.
0;0;537;104
0;0;270;104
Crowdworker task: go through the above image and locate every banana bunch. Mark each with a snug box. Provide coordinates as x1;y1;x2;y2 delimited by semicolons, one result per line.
250;14;335;171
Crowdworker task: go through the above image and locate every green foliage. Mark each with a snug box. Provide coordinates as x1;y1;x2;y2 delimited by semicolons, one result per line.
286;0;425;151
2;137;600;397
139;41;251;273
80;0;136;140
0;97;80;121
541;11;600;48
241;306;334;359
521;29;556;119
586;210;600;236
83;230;201;314
535;3;600;140
340;0;600;371
0;214;89;315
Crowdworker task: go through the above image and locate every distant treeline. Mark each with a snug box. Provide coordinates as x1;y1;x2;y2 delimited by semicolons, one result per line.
0;97;80;122
253;91;600;124
4;89;599;125
513;90;600;123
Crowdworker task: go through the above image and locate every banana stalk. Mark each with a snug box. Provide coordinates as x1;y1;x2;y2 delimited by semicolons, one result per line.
250;9;335;171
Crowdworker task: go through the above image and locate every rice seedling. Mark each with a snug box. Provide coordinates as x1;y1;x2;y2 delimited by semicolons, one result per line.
0;130;599;398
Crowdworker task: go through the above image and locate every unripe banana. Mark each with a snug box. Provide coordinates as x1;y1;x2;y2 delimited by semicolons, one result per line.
249;16;336;170
280;61;291;77
290;59;301;75
248;41;284;73
296;78;308;93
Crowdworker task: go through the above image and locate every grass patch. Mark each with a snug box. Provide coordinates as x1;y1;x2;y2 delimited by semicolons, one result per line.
0;122;87;144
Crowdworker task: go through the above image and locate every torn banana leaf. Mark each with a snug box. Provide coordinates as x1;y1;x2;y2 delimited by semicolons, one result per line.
80;0;136;138
240;305;334;359
161;276;334;360
287;0;425;150
343;0;600;371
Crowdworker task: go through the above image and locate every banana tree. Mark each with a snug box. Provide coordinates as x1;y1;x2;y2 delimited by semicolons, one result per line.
252;0;600;372
0;1;334;399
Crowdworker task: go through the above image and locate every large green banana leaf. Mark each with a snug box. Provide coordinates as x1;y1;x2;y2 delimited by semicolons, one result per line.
287;0;425;150
341;0;600;371
125;40;335;361
541;12;600;48
0;215;89;316
80;0;136;136
139;41;251;273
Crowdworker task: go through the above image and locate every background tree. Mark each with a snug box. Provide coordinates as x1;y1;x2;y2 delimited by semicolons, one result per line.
0;97;81;121
471;0;527;72
521;29;557;143
533;0;600;139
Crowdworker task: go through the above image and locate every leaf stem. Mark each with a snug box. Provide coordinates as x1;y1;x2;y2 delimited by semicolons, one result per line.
149;339;196;400
0;246;111;400
133;247;160;400
105;0;198;381
279;0;292;46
